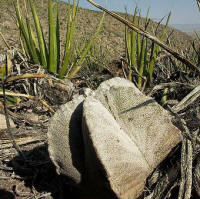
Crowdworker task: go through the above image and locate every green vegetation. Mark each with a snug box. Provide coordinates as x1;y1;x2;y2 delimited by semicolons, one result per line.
191;32;200;66
88;0;200;86
14;0;104;79
125;7;171;89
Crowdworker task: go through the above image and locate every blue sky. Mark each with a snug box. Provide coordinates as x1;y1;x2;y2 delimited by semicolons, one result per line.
64;0;200;25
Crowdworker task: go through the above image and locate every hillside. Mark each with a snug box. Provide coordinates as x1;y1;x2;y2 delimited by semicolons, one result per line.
0;0;194;63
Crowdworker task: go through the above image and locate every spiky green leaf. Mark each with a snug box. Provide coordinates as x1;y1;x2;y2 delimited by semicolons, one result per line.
29;0;47;68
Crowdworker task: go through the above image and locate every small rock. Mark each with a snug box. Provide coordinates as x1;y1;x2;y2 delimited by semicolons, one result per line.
0;113;15;131
54;78;75;96
26;112;39;123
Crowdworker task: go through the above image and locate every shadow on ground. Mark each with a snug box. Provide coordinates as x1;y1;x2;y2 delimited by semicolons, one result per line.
6;141;200;199
8;145;82;199
0;189;15;199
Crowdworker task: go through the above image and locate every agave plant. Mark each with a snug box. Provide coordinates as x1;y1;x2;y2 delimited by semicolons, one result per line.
191;32;200;67
197;0;200;11
15;0;104;79
125;7;171;89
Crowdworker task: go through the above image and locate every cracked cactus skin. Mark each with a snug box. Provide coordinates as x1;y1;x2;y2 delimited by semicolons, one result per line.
47;77;182;199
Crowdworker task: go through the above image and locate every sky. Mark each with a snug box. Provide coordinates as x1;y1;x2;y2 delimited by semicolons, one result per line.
64;0;200;25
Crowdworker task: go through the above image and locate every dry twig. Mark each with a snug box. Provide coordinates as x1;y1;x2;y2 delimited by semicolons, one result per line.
172;85;200;113
149;82;193;96
0;90;55;113
167;106;193;199
0;136;45;150
5;73;45;83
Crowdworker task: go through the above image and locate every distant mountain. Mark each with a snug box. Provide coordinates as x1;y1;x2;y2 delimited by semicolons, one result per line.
170;24;200;32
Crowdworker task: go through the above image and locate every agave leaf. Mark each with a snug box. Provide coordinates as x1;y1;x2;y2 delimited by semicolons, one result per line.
137;7;150;88
20;35;29;57
59;0;77;79
148;44;156;82
192;40;200;57
191;39;200;65
136;13;141;68
16;0;40;62
29;0;47;68
144;38;148;74
65;0;73;53
165;12;171;28
56;1;60;72
160;12;171;43
26;18;40;64
126;6;137;81
28;21;39;50
15;0;32;58
125;8;133;67
155;12;171;54
67;12;105;78
155;16;165;36
66;64;81;79
148;12;171;82
196;0;200;12
144;7;150;28
48;0;57;73
130;7;137;69
138;36;146;88
125;27;131;65
130;32;136;67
